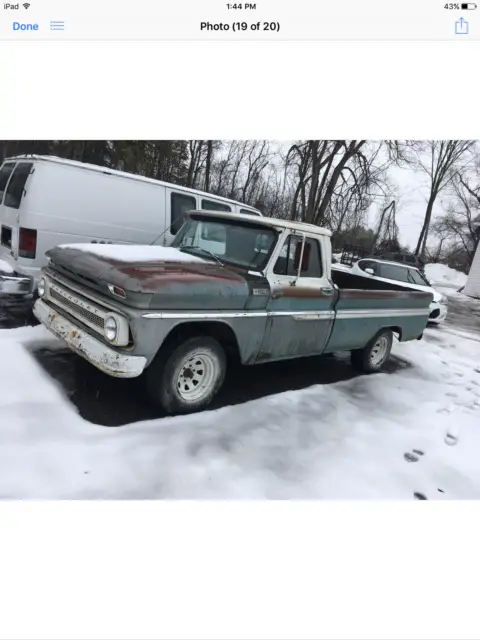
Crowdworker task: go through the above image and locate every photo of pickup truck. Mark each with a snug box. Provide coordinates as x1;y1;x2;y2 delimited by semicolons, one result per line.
33;211;433;414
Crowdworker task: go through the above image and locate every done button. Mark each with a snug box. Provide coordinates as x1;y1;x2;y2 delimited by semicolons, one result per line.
12;22;39;31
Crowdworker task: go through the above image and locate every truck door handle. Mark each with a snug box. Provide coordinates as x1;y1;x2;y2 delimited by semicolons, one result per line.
321;287;333;295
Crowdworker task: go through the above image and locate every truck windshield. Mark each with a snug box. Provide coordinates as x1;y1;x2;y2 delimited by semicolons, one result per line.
172;216;277;271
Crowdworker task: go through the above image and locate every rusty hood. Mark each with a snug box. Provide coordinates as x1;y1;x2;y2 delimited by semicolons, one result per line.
46;244;269;310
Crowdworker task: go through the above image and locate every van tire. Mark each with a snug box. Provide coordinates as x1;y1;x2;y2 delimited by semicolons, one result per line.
350;329;393;373
146;336;227;415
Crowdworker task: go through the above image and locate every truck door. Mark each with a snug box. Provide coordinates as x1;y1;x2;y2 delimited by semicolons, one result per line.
163;188;199;246
258;233;336;361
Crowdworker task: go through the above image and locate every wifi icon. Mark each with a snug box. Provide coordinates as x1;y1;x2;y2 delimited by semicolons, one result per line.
23;2;30;8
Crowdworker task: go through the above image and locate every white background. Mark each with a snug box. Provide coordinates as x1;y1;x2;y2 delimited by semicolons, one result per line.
1;0;477;41
0;40;479;640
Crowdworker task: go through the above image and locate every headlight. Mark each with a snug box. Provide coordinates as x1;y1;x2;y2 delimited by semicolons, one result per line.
439;295;448;305
37;277;46;297
104;316;118;342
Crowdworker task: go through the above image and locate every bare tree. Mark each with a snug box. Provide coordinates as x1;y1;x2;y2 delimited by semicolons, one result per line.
285;140;369;226
432;173;480;268
408;141;476;257
186;140;206;188
204;140;213;192
372;200;399;249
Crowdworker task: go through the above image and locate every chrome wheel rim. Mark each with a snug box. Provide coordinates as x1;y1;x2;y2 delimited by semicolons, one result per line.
370;336;389;366
176;352;217;401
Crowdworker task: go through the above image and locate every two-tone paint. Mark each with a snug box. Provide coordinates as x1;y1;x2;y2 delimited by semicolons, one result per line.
35;215;433;379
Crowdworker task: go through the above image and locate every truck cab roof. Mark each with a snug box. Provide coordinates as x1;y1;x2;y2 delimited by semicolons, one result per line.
188;210;332;236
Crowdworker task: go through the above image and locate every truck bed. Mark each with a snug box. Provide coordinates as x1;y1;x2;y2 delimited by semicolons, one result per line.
331;266;420;293
324;267;433;352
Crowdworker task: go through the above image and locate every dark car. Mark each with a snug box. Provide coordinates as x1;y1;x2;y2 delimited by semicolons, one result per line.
379;252;425;272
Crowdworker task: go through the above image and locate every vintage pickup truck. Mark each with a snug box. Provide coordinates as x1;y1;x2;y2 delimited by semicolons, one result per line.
33;211;433;414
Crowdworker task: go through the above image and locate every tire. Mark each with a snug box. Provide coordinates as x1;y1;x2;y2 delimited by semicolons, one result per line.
27;294;40;326
350;329;393;373
146;336;227;415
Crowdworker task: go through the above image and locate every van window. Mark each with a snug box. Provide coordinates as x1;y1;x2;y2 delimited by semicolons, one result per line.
273;235;322;278
201;199;231;212
4;162;33;209
0;163;15;204
240;208;255;215
171;192;196;235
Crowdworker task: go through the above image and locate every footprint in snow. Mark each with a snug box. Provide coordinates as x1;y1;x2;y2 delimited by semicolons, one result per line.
404;449;424;462
445;433;459;446
414;488;446;499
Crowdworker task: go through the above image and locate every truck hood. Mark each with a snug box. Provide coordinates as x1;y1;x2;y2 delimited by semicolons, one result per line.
46;244;270;311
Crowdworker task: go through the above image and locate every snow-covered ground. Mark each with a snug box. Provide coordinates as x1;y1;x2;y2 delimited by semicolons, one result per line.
0;258;14;274
425;263;468;289
0;308;479;499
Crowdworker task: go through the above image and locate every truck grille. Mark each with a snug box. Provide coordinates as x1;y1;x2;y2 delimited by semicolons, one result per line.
49;287;105;329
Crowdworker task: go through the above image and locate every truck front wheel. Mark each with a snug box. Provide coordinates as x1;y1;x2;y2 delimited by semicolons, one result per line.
350;329;393;373
146;336;227;415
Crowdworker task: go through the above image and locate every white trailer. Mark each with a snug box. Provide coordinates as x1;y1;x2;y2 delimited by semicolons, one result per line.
464;235;480;299
0;155;261;296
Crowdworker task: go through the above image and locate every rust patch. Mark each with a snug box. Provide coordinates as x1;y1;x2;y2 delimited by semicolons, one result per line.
120;263;245;288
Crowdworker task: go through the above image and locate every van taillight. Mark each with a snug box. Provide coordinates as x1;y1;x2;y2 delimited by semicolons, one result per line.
19;227;37;259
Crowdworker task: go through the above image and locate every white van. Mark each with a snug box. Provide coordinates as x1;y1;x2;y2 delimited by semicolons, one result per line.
0;155;261;296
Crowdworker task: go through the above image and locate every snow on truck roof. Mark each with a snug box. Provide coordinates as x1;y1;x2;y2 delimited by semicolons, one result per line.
190;210;332;236
4;155;261;213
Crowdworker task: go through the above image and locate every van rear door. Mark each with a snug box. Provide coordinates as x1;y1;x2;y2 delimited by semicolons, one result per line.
0;161;34;265
0;161;17;266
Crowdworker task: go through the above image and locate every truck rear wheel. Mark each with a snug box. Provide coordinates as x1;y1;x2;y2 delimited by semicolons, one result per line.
350;329;393;373
146;336;227;415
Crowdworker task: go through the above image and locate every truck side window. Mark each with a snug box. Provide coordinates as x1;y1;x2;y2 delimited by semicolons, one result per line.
4;162;33;209
171;193;196;235
273;235;322;278
0;163;15;204
201;199;231;212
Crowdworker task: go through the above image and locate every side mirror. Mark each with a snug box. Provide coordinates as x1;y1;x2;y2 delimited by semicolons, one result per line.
365;267;374;275
293;239;311;273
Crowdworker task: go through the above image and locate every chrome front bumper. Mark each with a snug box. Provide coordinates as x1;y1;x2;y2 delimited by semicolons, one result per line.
33;299;147;378
0;271;34;296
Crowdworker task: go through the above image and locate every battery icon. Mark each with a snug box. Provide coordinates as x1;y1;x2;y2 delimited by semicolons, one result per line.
461;3;477;8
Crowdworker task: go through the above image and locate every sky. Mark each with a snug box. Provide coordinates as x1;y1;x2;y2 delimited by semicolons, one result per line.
370;164;430;250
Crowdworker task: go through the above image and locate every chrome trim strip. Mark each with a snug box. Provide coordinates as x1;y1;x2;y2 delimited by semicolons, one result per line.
142;308;428;320
292;313;333;321
336;309;429;319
